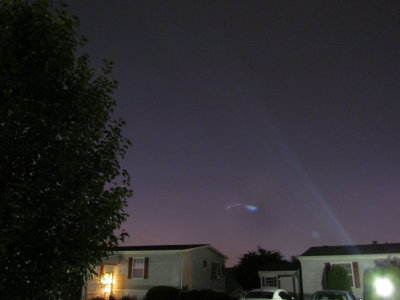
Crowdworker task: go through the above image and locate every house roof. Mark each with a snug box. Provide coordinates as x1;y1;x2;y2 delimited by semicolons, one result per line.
113;244;228;259
116;244;208;251
301;243;400;256
259;262;299;271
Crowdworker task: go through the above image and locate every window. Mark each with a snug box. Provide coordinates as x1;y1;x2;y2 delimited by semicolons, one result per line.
266;277;277;286
211;262;224;280
128;257;149;279
330;263;353;287
261;276;277;287
133;258;145;278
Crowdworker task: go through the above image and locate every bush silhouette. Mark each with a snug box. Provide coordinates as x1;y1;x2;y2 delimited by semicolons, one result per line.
144;286;180;300
178;290;232;300
327;266;351;291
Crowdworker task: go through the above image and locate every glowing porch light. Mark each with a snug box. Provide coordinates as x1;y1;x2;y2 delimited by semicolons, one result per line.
100;272;113;285
100;272;113;294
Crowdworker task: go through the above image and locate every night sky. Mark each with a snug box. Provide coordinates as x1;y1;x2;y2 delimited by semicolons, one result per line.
65;0;400;266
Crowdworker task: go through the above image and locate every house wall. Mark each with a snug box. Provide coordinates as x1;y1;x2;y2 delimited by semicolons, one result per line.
182;247;226;291
127;251;182;298
84;246;226;299
86;251;183;299
299;254;399;300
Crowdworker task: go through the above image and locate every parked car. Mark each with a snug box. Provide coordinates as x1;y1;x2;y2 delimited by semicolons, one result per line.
310;290;360;300
242;287;295;300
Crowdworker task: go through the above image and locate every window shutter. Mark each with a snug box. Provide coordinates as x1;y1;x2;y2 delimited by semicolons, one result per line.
99;264;104;277
352;262;360;288
128;257;133;279
144;257;149;279
323;263;331;289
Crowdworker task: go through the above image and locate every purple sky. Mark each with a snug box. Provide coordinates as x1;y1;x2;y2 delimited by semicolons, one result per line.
66;0;400;266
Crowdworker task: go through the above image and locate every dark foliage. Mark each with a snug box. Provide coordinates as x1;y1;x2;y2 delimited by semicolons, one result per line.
234;247;286;290
0;0;131;298
120;296;138;300
178;290;233;300
144;286;180;300
326;266;351;291
364;260;400;300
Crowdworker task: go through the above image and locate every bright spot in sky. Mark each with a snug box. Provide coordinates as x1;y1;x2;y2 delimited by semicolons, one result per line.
244;205;258;212
312;230;320;239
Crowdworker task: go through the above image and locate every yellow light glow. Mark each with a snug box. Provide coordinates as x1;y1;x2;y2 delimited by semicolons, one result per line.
103;285;112;294
100;273;113;285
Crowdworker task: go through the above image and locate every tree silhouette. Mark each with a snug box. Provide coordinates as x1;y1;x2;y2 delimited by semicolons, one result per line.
0;1;131;298
234;247;286;290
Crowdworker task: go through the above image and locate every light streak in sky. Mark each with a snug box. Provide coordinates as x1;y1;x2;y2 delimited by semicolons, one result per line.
225;203;259;212
261;116;355;246
221;87;354;245
225;203;242;210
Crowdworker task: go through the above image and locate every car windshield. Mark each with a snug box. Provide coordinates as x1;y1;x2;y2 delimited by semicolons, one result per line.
246;291;274;299
313;292;349;300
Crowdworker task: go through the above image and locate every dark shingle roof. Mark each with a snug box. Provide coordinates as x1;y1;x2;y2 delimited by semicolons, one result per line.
116;244;208;251
301;243;400;256
259;262;300;271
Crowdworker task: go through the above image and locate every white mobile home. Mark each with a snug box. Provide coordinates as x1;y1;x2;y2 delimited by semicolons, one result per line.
84;244;227;299
298;242;400;300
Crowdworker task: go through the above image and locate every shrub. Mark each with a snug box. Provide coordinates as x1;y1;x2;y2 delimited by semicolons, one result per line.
144;286;180;300
178;290;233;300
121;296;138;300
327;266;351;291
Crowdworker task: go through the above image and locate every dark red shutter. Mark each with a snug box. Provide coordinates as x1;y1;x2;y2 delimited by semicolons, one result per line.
144;257;149;279
128;257;133;279
323;263;331;289
352;262;360;288
99;264;104;277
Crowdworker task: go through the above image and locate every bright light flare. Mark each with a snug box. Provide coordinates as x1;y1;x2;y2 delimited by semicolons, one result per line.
103;285;112;294
374;277;394;298
100;273;113;285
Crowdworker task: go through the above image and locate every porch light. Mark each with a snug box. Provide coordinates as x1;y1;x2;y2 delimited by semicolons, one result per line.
374;277;394;298
100;272;113;295
100;272;113;285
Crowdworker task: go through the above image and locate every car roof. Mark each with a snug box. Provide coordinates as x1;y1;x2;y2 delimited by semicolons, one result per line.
314;290;352;294
248;287;287;293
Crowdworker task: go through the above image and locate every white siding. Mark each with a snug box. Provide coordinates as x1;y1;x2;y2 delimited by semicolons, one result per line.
184;246;226;291
84;245;227;299
299;254;400;300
